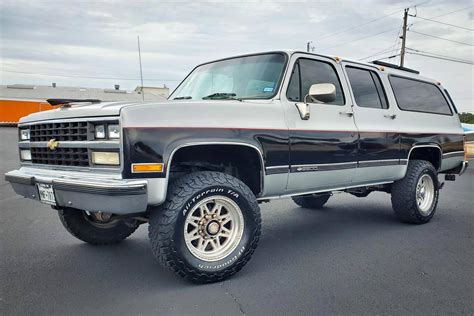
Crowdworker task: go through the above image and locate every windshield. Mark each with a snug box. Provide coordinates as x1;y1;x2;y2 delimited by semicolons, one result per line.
170;53;286;100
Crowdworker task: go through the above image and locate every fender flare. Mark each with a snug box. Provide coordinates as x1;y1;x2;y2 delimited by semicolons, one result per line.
405;144;443;171
164;141;266;196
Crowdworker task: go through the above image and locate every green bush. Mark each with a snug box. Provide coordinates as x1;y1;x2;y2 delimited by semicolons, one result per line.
459;112;474;124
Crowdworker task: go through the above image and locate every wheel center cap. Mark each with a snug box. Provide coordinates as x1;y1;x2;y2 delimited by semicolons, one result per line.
206;221;220;235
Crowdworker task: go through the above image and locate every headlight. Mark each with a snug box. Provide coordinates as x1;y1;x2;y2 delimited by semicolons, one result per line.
108;124;120;139
95;125;106;139
20;149;32;160
91;151;119;165
20;129;30;141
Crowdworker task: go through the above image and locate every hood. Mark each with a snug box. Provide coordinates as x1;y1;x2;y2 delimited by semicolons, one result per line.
19;101;163;124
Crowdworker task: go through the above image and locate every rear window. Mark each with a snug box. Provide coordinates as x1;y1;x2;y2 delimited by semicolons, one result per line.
389;76;452;115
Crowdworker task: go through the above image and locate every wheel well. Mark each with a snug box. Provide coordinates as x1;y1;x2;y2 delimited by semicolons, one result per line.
408;146;442;170
169;144;263;196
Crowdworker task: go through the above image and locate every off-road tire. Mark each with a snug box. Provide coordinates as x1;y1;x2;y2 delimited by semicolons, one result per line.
149;171;261;283
391;160;439;224
58;208;139;245
292;194;331;209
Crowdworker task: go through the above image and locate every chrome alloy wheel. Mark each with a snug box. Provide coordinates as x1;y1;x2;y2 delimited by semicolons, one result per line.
184;196;244;262
416;174;435;215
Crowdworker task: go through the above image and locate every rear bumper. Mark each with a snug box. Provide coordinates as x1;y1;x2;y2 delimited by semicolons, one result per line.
5;168;148;214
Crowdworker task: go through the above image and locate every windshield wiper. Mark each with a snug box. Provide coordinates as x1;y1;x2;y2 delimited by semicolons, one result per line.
173;96;192;100
202;93;240;100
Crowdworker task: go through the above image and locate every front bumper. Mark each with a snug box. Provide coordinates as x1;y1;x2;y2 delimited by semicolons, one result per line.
5;168;148;214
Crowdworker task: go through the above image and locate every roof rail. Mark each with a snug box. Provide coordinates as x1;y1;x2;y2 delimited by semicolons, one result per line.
46;99;102;106
371;60;420;74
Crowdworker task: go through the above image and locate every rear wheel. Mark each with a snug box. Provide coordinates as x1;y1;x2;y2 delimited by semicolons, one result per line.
58;208;138;245
292;193;331;209
391;160;439;224
149;171;261;283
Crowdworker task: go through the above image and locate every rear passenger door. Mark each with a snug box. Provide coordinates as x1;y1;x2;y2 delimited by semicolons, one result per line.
342;63;403;183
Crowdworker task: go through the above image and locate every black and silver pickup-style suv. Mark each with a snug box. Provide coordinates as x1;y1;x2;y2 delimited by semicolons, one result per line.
5;51;469;283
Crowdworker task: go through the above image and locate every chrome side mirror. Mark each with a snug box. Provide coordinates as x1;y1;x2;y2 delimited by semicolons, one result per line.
305;83;336;103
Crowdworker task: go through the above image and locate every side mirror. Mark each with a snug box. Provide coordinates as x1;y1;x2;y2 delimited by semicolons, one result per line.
305;83;336;103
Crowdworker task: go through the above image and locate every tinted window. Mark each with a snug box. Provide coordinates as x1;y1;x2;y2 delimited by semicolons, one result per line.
389;76;452;115
346;67;388;109
286;62;301;101
287;58;345;105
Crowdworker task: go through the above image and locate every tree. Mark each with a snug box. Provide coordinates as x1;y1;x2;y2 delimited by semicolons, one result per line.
458;112;474;124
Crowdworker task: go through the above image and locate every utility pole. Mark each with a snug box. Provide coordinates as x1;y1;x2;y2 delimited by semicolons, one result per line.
400;8;409;67
137;35;145;101
306;41;314;53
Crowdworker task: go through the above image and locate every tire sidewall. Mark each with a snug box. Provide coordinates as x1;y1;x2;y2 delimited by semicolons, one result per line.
172;184;257;273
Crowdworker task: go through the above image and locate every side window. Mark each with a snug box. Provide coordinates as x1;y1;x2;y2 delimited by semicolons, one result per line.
286;58;345;105
389;76;452;115
346;66;388;109
286;62;301;102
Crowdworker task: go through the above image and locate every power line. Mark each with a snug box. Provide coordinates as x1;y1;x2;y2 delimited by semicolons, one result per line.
408;30;474;47
360;45;398;60
357;5;474;60
322;26;400;50
316;1;431;42
317;9;402;42
416;5;474;22
407;52;474;65
0;70;182;81
376;53;401;61
410;15;474;31
406;48;474;64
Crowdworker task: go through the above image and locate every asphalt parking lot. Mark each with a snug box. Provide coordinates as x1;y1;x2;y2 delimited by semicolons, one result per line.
0;126;473;315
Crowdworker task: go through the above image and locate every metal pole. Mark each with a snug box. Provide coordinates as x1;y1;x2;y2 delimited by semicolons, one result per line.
400;8;409;67
137;35;145;101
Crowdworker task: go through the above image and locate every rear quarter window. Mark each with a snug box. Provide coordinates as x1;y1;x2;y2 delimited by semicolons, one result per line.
389;76;452;115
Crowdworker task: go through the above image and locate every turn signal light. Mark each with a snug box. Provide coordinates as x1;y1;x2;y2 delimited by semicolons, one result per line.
132;163;164;173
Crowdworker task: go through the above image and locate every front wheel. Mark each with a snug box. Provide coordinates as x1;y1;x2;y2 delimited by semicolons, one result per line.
391;160;439;224
58;208;139;245
149;171;261;283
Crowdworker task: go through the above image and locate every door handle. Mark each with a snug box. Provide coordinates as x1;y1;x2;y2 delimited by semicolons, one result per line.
339;111;354;117
384;114;397;119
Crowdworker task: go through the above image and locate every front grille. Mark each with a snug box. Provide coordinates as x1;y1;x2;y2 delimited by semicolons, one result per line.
30;121;89;142
31;147;90;167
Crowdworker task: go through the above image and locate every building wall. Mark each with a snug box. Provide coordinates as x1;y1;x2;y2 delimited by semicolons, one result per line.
0;100;57;123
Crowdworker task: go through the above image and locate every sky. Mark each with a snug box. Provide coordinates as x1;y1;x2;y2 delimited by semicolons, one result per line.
1;0;473;112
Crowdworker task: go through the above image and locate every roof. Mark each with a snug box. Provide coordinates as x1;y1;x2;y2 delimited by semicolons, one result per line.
0;84;168;102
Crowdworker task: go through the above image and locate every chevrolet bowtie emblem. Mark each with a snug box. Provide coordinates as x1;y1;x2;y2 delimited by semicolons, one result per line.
47;138;59;151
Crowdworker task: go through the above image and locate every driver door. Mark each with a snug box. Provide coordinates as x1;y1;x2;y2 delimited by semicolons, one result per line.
281;54;359;194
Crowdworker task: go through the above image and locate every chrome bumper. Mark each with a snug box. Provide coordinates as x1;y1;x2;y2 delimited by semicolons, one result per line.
5;168;148;214
459;160;469;176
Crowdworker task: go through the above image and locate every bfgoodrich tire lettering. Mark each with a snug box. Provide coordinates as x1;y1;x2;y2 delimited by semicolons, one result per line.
149;171;261;283
391;160;439;224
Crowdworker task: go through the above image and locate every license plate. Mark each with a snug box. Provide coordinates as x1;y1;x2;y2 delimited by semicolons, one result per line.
37;183;56;205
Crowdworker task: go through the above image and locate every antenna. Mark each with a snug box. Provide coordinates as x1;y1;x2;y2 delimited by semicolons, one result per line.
137;35;145;101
